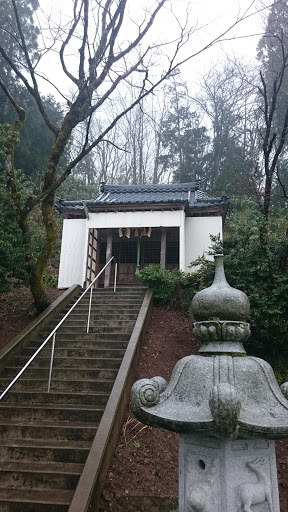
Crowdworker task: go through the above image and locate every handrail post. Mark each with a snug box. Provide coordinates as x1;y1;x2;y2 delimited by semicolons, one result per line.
47;332;56;393
114;261;118;293
87;286;93;334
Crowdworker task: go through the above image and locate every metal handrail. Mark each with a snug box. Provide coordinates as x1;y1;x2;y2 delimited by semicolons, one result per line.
0;256;116;401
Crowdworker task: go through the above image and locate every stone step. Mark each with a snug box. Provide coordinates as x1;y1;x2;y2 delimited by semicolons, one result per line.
84;289;146;295
0;438;90;464
0;378;114;394
3;367;119;381
0;488;73;512
32;332;131;342
11;356;122;370
0;286;146;511
0;421;98;442
21;347;126;359
59;318;137;328
92;287;146;293
89;324;135;334
0;405;104;423
0;461;83;490
65;295;143;303
92;312;139;321
67;302;143;310
77;302;143;309
57;311;139;321
1;391;110;407
71;293;144;300
27;340;129;352
42;324;134;335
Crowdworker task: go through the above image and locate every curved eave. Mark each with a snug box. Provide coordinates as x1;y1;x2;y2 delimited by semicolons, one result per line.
131;355;288;439
133;406;288;439
56;201;187;219
186;204;228;218
56;200;227;220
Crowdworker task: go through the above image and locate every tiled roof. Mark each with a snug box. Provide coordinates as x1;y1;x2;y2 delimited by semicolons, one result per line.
56;182;229;218
95;182;201;206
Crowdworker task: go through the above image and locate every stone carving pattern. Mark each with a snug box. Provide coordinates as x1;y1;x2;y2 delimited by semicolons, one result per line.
186;458;216;512
209;383;241;435
130;376;167;411
193;321;250;343
280;381;288;400
238;458;273;512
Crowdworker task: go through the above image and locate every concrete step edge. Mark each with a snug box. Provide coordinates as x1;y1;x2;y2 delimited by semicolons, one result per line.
0;487;73;505
0;439;91;449
0;460;84;474
0;420;99;428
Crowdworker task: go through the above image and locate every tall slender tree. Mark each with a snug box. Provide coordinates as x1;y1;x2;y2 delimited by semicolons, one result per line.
195;61;254;193
157;80;209;184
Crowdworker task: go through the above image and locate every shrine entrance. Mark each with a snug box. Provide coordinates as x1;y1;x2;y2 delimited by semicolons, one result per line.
86;227;179;287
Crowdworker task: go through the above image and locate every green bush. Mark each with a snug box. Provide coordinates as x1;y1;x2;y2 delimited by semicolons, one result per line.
0;172;28;292
138;264;202;309
138;265;183;304
43;273;58;288
190;200;288;363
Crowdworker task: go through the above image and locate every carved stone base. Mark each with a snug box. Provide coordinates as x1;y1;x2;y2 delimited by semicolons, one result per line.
179;434;280;512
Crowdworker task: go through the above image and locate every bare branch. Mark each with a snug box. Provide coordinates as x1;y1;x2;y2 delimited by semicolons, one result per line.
59;0;83;86
100;139;131;153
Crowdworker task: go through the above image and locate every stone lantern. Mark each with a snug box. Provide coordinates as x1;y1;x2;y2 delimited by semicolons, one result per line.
131;254;288;512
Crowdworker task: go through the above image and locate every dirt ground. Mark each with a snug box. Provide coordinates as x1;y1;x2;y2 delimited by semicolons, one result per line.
0;287;288;510
0;286;64;350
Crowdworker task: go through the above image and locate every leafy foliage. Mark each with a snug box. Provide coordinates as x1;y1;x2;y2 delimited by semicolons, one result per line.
0;172;28;292
138;264;202;309
0;0;39;77
157;80;209;184
226;208;288;362
139;265;185;304
43;273;58;288
191;200;288;362
0;91;65;189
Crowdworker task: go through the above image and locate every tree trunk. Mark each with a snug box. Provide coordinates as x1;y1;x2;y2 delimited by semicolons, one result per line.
28;117;76;312
3;119;51;312
29;268;50;313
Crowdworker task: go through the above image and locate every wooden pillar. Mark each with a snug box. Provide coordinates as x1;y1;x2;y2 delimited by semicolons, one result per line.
179;210;186;271
160;228;167;268
104;230;112;288
94;229;101;288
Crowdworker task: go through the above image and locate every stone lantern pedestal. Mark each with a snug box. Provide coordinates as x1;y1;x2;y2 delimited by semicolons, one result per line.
131;255;288;512
179;434;279;512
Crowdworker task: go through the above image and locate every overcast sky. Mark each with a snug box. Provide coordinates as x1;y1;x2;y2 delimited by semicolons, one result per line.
36;0;270;97
157;0;268;79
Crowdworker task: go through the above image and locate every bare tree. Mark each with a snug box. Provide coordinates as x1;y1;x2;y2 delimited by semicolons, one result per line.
0;0;264;311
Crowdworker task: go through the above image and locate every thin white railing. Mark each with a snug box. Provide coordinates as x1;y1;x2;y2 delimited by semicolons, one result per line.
0;256;117;400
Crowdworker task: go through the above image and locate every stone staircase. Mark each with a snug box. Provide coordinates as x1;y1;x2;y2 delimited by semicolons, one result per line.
0;287;147;512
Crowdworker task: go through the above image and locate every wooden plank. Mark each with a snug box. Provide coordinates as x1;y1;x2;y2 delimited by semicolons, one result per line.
104;230;113;288
160;228;167;268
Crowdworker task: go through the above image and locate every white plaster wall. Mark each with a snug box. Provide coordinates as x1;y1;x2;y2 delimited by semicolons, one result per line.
58;211;223;287
87;210;182;229
185;216;222;272
58;219;88;288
